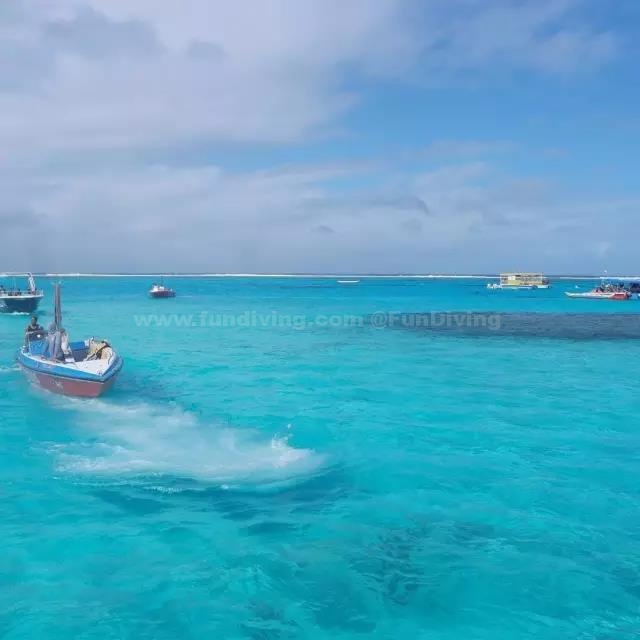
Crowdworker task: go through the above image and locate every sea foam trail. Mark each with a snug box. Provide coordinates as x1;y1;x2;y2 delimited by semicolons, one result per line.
0;364;19;374
54;399;324;489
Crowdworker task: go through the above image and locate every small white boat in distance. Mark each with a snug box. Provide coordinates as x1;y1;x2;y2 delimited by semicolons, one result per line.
487;273;550;290
337;279;360;285
149;281;176;298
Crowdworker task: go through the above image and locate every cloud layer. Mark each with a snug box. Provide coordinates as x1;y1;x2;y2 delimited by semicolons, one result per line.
3;0;419;157
0;0;631;273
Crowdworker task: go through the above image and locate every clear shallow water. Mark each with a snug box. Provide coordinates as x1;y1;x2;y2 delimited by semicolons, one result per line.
1;277;640;638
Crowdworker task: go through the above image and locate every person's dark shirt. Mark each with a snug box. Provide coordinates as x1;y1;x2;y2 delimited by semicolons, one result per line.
25;321;43;335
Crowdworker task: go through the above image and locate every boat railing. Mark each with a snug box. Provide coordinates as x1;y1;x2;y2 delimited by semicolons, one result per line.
0;289;44;297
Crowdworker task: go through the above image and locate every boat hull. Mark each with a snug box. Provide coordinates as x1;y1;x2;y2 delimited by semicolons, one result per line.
17;350;123;398
488;284;550;290
0;295;43;313
20;364;118;397
565;292;630;300
149;290;175;298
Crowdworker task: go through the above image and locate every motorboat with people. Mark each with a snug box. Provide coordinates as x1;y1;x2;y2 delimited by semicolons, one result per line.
0;273;44;313
565;281;631;300
487;273;550;290
598;277;640;299
17;284;123;397
565;290;630;300
149;279;176;298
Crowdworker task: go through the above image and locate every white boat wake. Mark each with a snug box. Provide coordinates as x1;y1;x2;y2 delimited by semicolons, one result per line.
0;364;19;374
52;399;324;490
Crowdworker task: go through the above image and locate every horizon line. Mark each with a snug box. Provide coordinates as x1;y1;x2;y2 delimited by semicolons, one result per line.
1;272;622;280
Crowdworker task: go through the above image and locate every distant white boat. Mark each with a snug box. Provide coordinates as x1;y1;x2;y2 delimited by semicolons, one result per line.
487;272;550;290
337;279;360;285
149;278;176;298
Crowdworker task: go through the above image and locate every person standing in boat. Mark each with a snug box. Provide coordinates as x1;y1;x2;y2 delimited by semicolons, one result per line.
24;315;44;342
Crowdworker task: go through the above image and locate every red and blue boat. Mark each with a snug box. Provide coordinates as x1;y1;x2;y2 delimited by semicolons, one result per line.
17;284;123;397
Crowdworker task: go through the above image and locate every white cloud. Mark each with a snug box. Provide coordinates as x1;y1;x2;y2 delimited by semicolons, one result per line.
2;162;434;272
410;162;640;273
0;0;418;159
0;0;629;273
0;0;619;160
418;0;617;75
2;158;637;274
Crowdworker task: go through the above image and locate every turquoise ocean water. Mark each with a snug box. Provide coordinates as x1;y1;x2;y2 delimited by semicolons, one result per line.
1;276;640;639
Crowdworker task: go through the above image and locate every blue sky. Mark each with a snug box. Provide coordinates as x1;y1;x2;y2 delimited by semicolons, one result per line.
2;0;639;273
